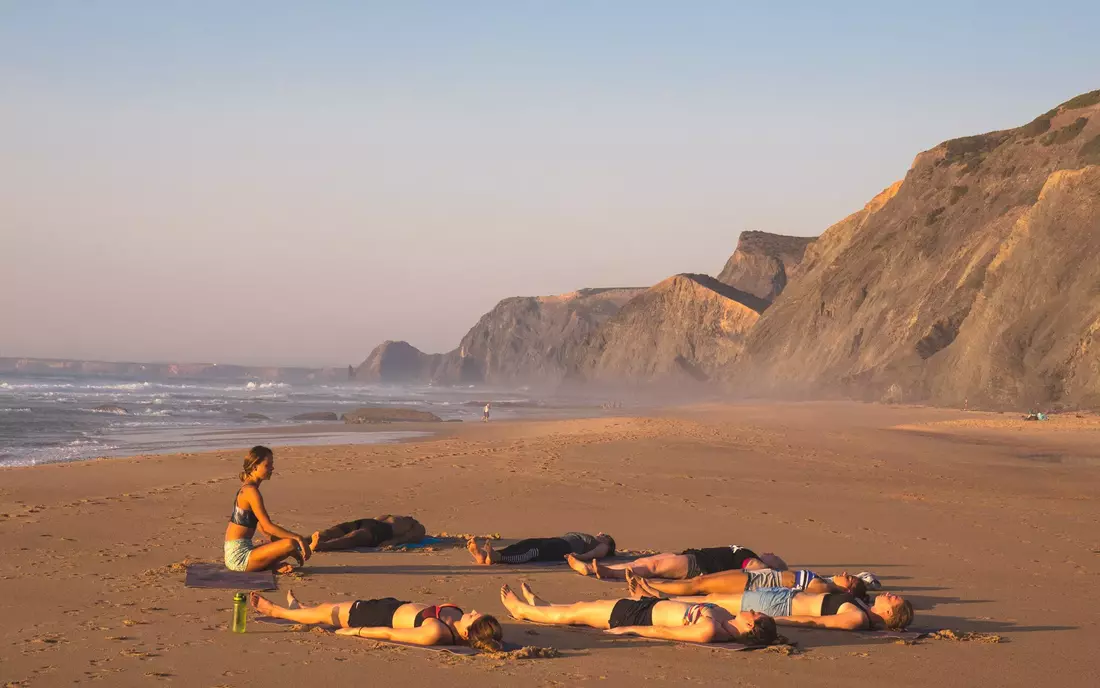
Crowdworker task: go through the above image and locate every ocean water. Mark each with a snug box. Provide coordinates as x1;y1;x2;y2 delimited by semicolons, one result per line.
0;374;584;467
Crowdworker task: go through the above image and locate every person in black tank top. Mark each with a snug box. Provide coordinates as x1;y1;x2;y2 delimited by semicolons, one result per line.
248;591;503;651
311;515;427;552
467;532;615;565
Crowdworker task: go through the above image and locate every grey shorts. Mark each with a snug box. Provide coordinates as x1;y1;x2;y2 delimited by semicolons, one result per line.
224;538;254;572
744;569;784;591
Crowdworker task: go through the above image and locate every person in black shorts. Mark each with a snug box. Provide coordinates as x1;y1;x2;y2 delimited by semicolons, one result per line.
498;582;777;645
567;544;785;580
310;514;426;552
248;590;503;651
467;531;615;565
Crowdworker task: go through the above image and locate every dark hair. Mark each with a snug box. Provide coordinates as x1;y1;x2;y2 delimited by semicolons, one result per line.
466;615;503;652
240;445;273;482
603;534;616;557
886;598;914;630
850;578;869;603
744;615;778;645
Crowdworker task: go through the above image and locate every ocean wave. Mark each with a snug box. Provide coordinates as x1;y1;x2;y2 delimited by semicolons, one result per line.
0;407;32;413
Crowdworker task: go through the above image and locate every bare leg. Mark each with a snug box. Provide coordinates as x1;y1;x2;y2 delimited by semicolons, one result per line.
499;584;617;629
646;569;748;596
312;529;378;552
248;592;353;627
245;538;303;573
569;552;689;580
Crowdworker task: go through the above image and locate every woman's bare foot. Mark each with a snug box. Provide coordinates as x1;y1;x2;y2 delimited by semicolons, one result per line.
310;531;321;552
626;571;663;599
482;540;501;564
275;562;296;575
249;591;276;616
520;582;549;607
566;553;597;577
286;590;301;609
466;538;490;565
500;584;526;619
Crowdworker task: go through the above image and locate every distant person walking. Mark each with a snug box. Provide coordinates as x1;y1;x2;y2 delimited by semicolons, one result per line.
483;402;491;422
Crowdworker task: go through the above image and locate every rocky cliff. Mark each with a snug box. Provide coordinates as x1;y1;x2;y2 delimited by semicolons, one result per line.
735;89;1100;408
444;287;646;385
716;231;816;302
572;274;767;383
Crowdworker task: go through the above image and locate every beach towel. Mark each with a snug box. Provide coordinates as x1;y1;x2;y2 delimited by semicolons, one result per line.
517;619;758;651
855;628;926;641
348;536;448;553
184;563;276;591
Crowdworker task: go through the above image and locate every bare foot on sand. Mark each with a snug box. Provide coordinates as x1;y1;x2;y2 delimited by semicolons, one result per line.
467;538;489;565
249;591;275;616
500;584;526;619
626;570;662;599
520;582;548;607
566;553;597;577
310;532;321;552
275;562;296;575
286;590;301;609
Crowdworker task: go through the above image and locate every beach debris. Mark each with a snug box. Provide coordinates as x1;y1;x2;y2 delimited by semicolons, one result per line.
483;645;561;659
927;629;1003;643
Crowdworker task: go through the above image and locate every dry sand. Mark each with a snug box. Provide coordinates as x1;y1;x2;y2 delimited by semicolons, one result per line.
1;402;1097;687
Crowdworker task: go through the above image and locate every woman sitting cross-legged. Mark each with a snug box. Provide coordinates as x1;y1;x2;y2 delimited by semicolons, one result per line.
499;582;777;645
249;590;503;651
311;514;426;552
223;446;312;574
627;571;913;631
467;532;615;565
567;544;783;580
634;567;869;600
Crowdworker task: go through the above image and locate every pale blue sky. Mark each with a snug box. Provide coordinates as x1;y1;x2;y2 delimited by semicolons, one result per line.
3;2;1097;365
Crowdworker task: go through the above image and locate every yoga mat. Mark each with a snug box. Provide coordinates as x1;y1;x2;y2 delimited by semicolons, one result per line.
252;616;479;655
184;563;276;591
349;536;447;553
855;629;926;641
518;619;756;651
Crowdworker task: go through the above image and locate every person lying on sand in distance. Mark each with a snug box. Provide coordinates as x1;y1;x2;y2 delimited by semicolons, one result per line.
627;571;913;632
467;531;615;565
223;446;312;574
310;514;426;552
634;567;869;599
499;582;777;645
567;544;783;580
249;590;503;651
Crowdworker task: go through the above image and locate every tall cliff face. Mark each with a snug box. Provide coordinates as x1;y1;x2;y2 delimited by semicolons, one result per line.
572;274;767;383
451;287;646;385
716;231;816;302
735;90;1100;408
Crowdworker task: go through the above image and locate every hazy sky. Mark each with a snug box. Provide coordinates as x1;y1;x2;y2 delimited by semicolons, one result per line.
3;2;1098;366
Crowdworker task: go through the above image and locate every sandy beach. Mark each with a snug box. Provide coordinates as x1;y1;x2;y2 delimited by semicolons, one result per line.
2;402;1097;687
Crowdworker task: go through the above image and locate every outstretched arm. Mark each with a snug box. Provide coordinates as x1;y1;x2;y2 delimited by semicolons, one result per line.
606;622;716;643
774;611;866;631
335;624;448;646
573;542;611;561
243;487;306;546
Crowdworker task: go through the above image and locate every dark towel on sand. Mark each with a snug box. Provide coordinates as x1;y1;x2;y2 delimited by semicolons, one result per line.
184;563;276;591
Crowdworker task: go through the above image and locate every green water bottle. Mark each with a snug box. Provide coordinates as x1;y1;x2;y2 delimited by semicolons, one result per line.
232;592;247;633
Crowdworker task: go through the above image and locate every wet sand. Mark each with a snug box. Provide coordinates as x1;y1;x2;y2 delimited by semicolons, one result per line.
1;402;1097;687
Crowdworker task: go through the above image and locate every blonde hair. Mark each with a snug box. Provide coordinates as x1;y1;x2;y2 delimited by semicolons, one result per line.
239;446;273;482
886;598;914;630
465;615;503;652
